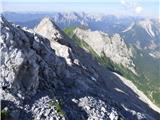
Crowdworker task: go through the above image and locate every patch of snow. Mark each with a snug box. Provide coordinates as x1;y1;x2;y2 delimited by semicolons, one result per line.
149;53;156;58
114;88;126;95
122;22;135;32
85;12;105;21
91;76;97;82
139;20;155;37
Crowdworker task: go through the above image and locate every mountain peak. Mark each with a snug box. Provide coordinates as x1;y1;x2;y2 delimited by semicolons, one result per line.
39;17;55;26
138;19;155;37
34;17;62;41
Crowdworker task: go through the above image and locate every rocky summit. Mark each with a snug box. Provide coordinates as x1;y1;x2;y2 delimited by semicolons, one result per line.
1;16;160;120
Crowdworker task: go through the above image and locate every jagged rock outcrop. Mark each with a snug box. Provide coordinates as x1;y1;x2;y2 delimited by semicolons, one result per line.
73;28;136;74
72;96;119;120
34;17;74;66
0;16;66;120
1;16;160;120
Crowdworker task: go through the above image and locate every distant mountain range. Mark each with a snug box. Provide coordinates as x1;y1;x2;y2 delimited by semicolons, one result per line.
3;12;160;54
1;12;160;120
2;12;145;30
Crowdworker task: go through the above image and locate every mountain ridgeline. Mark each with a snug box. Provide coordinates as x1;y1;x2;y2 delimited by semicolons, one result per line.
1;14;160;120
64;26;160;108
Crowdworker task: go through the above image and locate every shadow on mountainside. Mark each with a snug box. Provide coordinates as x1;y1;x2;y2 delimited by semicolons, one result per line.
5;18;160;120
1;100;33;120
24;30;160;119
54;24;160;119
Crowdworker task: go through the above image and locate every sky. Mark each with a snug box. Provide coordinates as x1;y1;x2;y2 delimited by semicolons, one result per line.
1;0;159;18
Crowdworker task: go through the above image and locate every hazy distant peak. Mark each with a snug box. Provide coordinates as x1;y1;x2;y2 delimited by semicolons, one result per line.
138;19;155;37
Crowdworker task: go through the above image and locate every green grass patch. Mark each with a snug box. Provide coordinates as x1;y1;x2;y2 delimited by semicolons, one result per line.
1;109;9;120
49;99;65;117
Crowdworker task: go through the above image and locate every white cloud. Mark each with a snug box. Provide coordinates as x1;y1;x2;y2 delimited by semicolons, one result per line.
120;0;126;5
135;6;143;14
120;0;143;14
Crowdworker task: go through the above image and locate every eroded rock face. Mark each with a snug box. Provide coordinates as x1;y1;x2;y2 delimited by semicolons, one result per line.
0;16;66;120
72;96;119;120
1;17;39;97
34;17;63;42
30;96;66;120
34;17;75;66
1;16;160;120
73;28;136;74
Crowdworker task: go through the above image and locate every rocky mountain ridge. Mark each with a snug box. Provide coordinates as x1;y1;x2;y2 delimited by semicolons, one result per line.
4;12;159;59
73;27;136;74
1;16;160;120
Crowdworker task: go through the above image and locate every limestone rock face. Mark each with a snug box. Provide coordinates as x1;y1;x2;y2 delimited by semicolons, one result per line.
0;16;66;120
35;17;74;66
73;28;136;73
1;16;160;120
1;16;39;97
72;96;119;120
34;17;63;41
